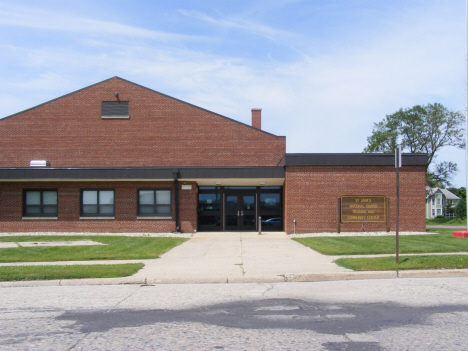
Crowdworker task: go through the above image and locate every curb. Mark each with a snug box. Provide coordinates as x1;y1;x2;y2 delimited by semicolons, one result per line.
0;277;146;288
2;269;468;287
397;269;468;278
280;271;397;282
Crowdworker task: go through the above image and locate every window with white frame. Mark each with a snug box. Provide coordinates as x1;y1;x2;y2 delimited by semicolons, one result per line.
138;189;171;216
437;209;442;216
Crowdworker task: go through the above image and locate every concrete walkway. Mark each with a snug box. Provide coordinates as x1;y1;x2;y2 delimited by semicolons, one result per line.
426;225;467;229
132;232;351;283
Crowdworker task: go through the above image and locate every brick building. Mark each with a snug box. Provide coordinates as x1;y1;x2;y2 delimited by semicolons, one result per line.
0;77;427;233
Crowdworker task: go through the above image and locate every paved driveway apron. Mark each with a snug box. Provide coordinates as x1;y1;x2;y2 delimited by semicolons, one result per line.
133;232;350;283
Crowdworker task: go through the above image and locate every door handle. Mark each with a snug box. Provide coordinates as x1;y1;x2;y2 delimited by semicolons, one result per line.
237;211;240;216
241;211;244;216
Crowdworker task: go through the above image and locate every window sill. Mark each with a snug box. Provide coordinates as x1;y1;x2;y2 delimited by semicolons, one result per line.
80;217;115;220
102;116;129;119
22;217;58;220
137;216;172;220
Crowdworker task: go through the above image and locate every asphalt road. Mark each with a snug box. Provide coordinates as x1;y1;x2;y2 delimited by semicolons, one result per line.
1;277;468;350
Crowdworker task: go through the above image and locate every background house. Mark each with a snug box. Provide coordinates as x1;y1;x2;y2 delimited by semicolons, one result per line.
426;187;460;219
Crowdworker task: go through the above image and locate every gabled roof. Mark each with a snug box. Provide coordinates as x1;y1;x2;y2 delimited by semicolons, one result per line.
426;187;460;200
1;76;285;139
439;188;460;200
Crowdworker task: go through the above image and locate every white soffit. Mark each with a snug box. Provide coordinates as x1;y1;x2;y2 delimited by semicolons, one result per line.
182;178;285;186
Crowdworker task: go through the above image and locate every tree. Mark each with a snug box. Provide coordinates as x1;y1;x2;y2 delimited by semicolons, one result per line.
448;187;466;200
455;198;467;219
364;103;465;186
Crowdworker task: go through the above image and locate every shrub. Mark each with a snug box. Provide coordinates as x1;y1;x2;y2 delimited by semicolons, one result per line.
455;198;467;219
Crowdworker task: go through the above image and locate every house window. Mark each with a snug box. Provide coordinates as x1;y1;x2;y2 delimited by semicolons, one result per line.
81;189;114;217
437;209;442;216
138;189;171;216
102;101;129;119
23;190;57;217
436;197;441;205
432;209;435;216
432;198;435;205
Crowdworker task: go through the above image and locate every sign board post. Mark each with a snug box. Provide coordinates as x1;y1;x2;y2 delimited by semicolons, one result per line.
337;197;341;233
395;145;402;263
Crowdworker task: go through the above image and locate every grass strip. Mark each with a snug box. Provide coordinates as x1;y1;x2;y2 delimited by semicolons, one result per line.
0;263;144;281
334;255;468;271
0;236;187;263
292;229;468;255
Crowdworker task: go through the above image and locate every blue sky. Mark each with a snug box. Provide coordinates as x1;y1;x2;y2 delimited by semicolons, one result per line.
1;0;466;186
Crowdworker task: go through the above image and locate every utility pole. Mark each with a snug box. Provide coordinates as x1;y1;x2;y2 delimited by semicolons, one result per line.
395;145;402;263
465;0;468;224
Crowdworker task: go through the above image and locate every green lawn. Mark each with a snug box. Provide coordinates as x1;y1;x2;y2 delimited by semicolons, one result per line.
335;255;468;271
0;263;144;281
0;236;188;263
292;229;468;256
426;218;467;226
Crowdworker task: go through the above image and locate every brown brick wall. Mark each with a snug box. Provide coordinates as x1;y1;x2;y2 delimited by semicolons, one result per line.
179;181;198;233
252;109;261;130
284;165;426;233
0;181;198;233
0;77;285;168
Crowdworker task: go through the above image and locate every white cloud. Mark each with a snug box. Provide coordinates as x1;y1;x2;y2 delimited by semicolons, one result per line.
0;1;465;185
0;3;203;42
178;9;294;43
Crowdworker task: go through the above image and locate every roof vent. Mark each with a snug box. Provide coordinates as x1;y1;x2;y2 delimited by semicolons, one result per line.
30;160;49;167
102;101;129;119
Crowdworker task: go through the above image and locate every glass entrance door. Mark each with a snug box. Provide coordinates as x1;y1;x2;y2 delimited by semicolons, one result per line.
224;191;257;231
225;194;239;230
241;193;256;230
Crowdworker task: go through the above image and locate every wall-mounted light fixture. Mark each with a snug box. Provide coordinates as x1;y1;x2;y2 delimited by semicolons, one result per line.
30;160;49;167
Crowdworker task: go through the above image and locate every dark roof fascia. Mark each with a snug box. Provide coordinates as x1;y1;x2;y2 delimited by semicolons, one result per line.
179;167;285;179
0;166;285;181
285;153;428;166
1;77;285;139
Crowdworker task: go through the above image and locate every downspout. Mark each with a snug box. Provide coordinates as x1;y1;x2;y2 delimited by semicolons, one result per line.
172;169;180;232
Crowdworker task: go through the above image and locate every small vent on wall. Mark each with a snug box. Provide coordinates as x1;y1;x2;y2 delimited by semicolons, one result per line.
30;160;49;167
102;101;129;119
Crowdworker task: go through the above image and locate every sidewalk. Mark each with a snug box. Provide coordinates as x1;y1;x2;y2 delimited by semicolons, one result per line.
426;225;467;229
1;231;468;287
131;231;350;284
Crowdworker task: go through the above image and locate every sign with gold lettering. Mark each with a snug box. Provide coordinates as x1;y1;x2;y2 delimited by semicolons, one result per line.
340;196;386;223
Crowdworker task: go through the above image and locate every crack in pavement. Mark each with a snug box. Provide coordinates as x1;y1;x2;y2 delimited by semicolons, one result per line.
105;286;141;313
237;235;246;275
